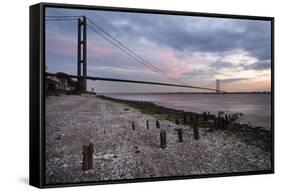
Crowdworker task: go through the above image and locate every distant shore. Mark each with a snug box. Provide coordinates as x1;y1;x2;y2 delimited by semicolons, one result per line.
45;94;272;184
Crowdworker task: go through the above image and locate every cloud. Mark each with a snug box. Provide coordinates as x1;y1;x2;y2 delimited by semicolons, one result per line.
47;8;271;61
210;60;235;70
243;60;271;71
183;68;222;78
88;13;271;61
45;8;272;92
221;78;250;84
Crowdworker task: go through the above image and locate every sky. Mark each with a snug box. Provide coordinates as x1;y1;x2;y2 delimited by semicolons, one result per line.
45;7;272;93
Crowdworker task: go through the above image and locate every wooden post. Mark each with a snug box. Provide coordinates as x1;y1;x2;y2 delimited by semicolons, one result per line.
228;114;231;123
177;128;183;142
175;119;180;125
156;120;160;128
190;114;194;127
160;131;166;149
183;113;187;124
146;120;149;130
132;121;135;130
209;122;214;132
220;117;223;128
203;111;207;121
193;126;199;140
194;114;199;124
82;143;93;170
225;115;229;126
216;117;219;128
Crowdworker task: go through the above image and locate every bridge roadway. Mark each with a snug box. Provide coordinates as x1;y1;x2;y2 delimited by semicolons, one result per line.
46;72;218;92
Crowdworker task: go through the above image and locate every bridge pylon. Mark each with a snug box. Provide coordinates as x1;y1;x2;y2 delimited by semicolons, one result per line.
77;16;87;92
216;79;220;93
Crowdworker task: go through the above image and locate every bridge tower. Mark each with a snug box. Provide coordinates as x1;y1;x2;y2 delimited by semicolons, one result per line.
216;79;220;93
77;16;87;92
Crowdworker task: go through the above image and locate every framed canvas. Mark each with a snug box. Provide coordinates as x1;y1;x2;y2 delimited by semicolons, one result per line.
29;2;274;188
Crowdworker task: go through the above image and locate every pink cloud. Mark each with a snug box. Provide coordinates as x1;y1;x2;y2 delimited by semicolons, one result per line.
46;34;115;58
87;42;114;57
155;49;187;78
46;35;77;57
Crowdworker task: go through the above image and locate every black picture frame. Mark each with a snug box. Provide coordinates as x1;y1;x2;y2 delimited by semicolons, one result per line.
30;2;274;188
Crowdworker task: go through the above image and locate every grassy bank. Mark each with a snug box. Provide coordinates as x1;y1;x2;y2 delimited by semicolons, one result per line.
97;95;272;152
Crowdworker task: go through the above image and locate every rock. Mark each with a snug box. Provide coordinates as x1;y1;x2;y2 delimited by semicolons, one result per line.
55;135;61;140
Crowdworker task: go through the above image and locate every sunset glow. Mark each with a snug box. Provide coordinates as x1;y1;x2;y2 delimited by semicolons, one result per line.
46;8;271;93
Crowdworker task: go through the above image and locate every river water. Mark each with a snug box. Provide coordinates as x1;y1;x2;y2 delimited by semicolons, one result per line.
102;93;272;129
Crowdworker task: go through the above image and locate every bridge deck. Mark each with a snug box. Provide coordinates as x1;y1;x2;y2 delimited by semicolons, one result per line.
46;73;218;92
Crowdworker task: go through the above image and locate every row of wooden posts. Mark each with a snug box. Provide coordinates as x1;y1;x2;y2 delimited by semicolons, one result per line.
82;112;239;170
202;111;240;129
132;119;200;149
160;125;200;149
82;119;200;170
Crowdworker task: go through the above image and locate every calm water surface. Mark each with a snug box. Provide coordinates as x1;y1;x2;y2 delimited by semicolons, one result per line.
101;93;271;129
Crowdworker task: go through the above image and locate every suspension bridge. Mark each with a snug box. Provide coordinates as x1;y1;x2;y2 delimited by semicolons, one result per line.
45;15;222;93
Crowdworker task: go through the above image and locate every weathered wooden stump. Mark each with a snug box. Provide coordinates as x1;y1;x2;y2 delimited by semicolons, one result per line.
213;118;216;129
221;117;224;128
146;120;149;129
209;122;214;132
183;113;187;124
228;114;232;123
156;120;160;128
222;118;226;128
193;126;199;140
175;119;180;125
177;128;183;142
219;117;223;128
194;114;199;123
82;143;93;170
215;117;219;128
225;115;229;126
132;121;135;130
190;114;195;126
160;131;166;149
216;117;221;129
203;111;208;121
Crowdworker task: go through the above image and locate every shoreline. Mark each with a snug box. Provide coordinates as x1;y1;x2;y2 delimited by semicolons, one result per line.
45;94;272;184
99;92;271;129
97;95;272;152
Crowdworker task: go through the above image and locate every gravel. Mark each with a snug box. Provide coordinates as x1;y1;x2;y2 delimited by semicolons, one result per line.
45;94;271;184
